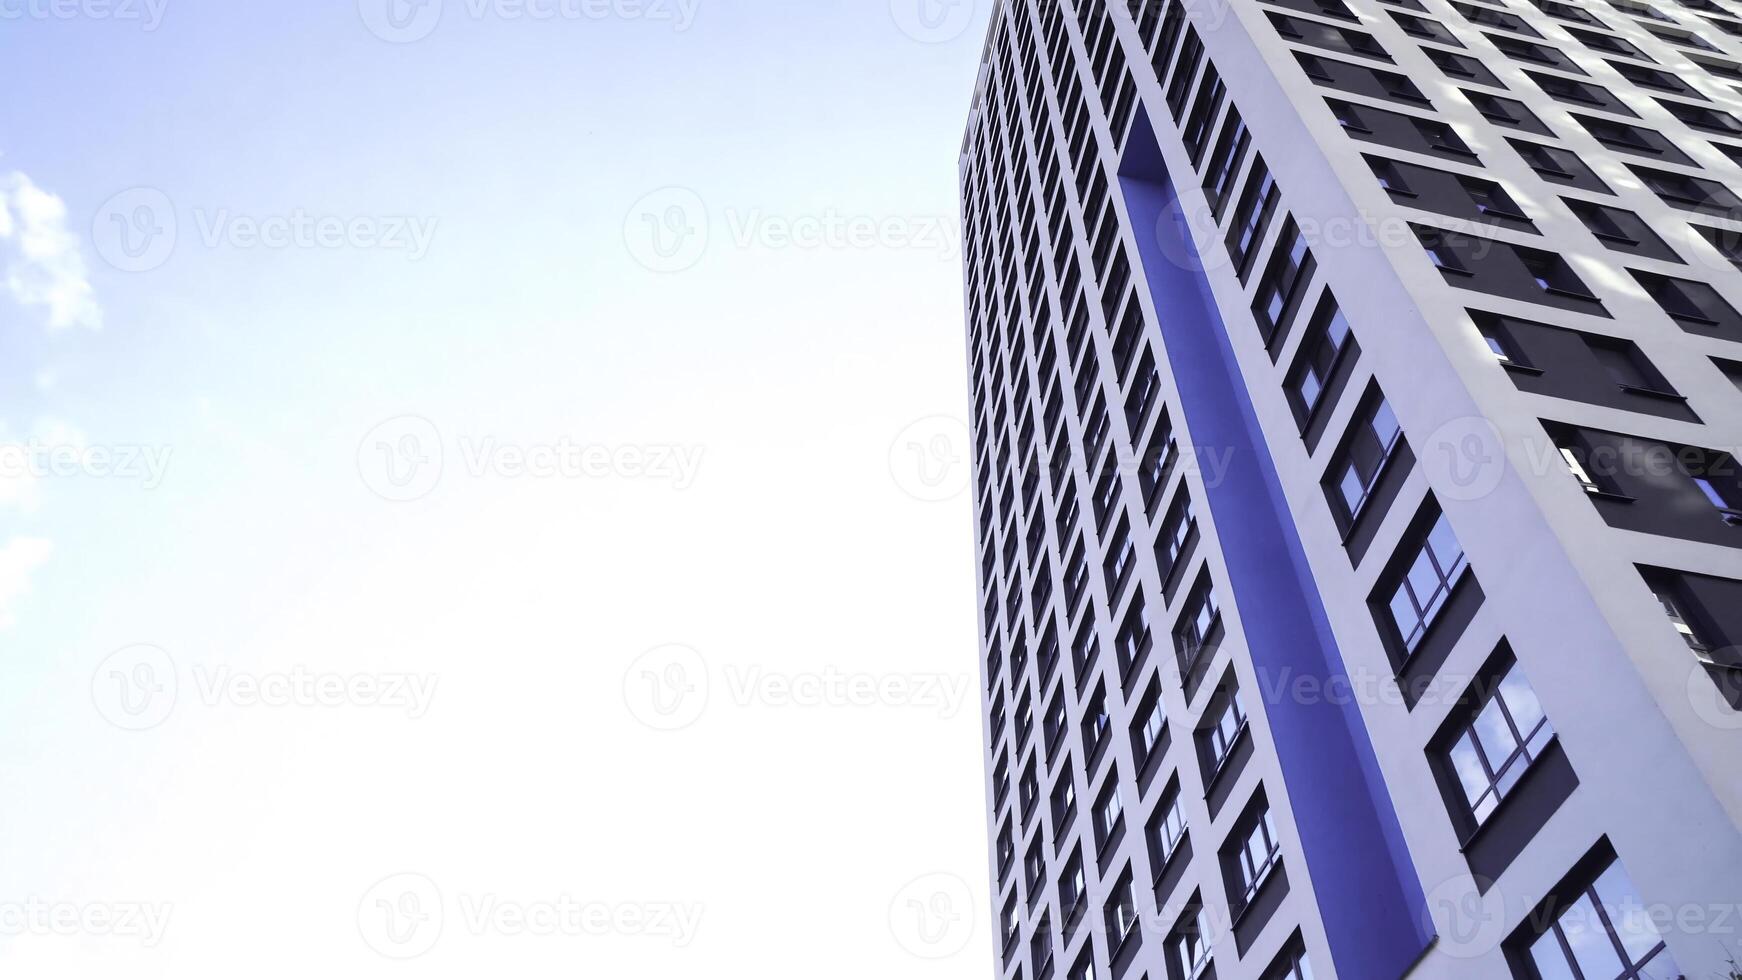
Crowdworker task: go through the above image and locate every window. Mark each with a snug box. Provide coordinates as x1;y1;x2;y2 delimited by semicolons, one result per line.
1030;915;1055;977
1629;164;1742;217
1131;680;1167;770
1025;838;1047;895
1059;847;1085;927
1082;684;1111;762
1263;941;1315;980
1227;159;1280;279
1442;661;1555;825
1001;892;1020;953
1205;688;1248;772
1632;270;1742;331
1072;617;1100;686
1521;855;1680;980
1459;175;1530;221
1148;780;1187;866
1104;517;1136;599
1694;223;1742;270
1044;688;1068;760
1325;393;1405;528
1104;870;1139;950
1052;765;1078;830
1286;295;1354;422
1253;220;1314;344
1513;139;1608;186
1174;575;1221;672
1155;490;1196;581
1093;775;1125;847
1563;198;1680;260
1227;797;1282;910
1169;900;1213;980
1385;512;1469;654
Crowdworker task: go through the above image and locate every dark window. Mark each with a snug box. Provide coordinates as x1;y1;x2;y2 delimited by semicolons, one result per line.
1693;222;1742;269
1174;574;1222;676
1382;510;1469;655
1465;89;1555;134
1563;198;1682;261
1629;164;1742;217
1438;659;1555;825
1510;137;1612;192
1511;849;1680;980
1325;393;1406;529
1226;157;1280;278
1633;270;1742;332
1252;219;1315;345
1220;791;1283;915
1425;47;1505;86
1155;488;1196;582
1573;114;1693;163
1284;294;1355;422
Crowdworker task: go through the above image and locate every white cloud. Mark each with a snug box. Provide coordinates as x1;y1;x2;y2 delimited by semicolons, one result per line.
0;536;53;630
0;171;102;330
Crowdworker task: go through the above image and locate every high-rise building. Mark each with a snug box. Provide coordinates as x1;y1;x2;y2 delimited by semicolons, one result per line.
960;1;1742;978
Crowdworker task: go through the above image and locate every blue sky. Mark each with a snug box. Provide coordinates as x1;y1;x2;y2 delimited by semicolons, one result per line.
0;2;996;975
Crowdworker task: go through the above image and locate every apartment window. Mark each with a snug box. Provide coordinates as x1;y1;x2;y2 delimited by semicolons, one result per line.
1083;683;1111;763
1131;680;1168;771
1126;352;1161;435
1391;10;1463;45
1226;796;1282;911
1632;270;1742;332
1510;138;1610;191
1694;223;1742;270
1253;220;1314;345
1044;688;1068;760
1072;618;1100;686
1325;393;1405;528
1227;158;1280;278
1093;775;1126;848
1575;115;1690;162
998;821;1016;877
1425;46;1503;85
1263;942;1315;980
1104;517;1136;601
1563;198;1681;260
1116;596;1153;682
1105;870;1139;951
1519;855;1680;980
1174;575;1221;673
1155;490;1196;582
1052;765;1078;831
1203;110;1252;218
1001;892;1020;953
1067;946;1097;980
1204;688;1248;773
1025;838;1047;896
1385;512;1469;654
1059;847;1085;930
1064;540;1090;612
1148;779;1187;867
1442;661;1554;825
1030;916;1055;978
1169;900;1213;980
1285;295;1354;423
1465;90;1549;133
1139;414;1178;508
1629;164;1742;216
1460;175;1531;221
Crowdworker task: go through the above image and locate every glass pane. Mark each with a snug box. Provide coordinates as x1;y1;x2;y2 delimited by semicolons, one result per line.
1426;517;1464;571
1473;698;1523;769
1561;895;1628;980
1371;401;1401;446
1389;585;1421;646
1450;733;1492;805
1594;862;1665;968
1339;465;1367;515
1529;931;1580;980
1499;667;1548;740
